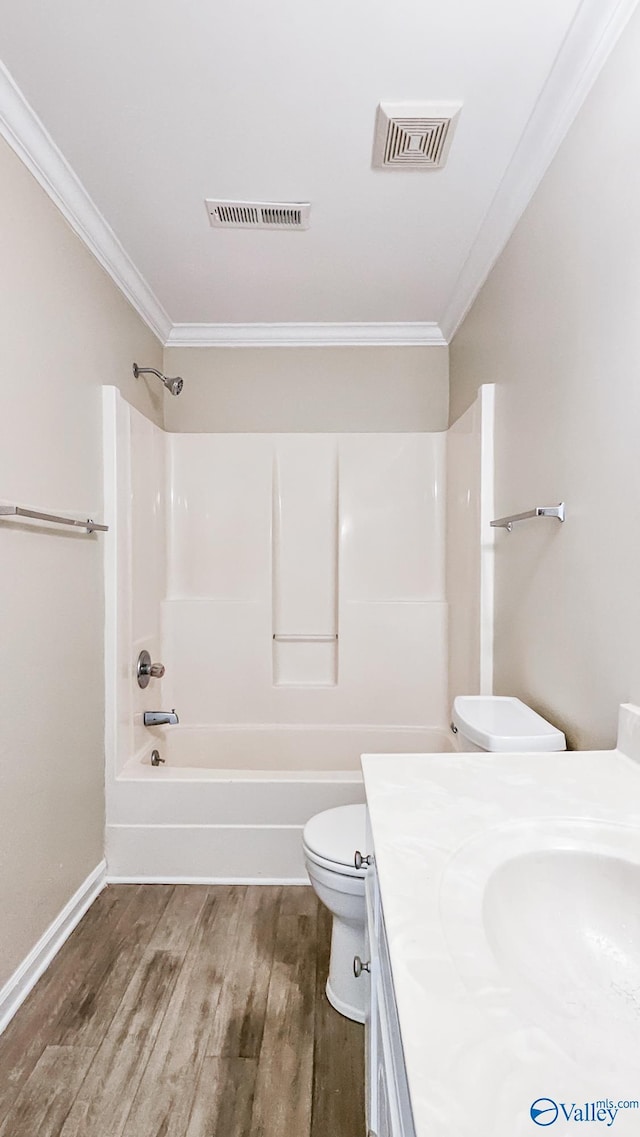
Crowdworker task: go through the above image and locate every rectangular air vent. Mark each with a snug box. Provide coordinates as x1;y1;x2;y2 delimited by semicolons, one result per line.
205;199;311;230
372;101;462;170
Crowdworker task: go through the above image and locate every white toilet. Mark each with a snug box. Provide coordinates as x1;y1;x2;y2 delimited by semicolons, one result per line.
303;803;369;1022
303;696;566;1023
451;694;566;752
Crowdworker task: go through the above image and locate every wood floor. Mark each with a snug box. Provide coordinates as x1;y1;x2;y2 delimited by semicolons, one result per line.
0;885;364;1137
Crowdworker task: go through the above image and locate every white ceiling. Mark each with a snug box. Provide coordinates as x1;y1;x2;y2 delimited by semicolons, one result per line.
0;1;634;339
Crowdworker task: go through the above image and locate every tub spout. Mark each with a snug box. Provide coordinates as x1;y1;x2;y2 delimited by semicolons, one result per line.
144;709;179;727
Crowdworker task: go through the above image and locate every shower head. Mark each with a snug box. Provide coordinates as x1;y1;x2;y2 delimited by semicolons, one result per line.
133;363;184;396
164;375;184;396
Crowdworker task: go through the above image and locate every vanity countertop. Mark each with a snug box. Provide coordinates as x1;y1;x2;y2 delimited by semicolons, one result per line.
361;705;640;1137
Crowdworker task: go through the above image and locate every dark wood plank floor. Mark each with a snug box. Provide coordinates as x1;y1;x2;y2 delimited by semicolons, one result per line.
0;885;364;1137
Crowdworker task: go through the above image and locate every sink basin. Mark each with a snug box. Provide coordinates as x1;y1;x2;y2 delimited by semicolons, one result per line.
439;820;640;1067
483;849;640;1028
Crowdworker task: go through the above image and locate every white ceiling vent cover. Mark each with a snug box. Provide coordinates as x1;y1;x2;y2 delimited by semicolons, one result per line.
372;101;462;170
206;199;311;230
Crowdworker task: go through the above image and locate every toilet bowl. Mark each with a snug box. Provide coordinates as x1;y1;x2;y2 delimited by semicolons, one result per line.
304;697;566;1024
303;804;368;1023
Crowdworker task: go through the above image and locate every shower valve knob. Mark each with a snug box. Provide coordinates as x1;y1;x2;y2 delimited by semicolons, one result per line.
137;650;166;689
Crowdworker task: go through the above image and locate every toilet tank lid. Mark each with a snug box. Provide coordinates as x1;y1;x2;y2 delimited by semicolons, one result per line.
303;804;368;868
452;696;566;752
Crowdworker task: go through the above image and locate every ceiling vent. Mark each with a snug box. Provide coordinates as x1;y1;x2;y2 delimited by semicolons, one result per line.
205;199;311;230
372;101;462;170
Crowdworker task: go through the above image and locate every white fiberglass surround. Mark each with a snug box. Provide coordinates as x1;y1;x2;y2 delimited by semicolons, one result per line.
164;430;447;723
103;386;493;880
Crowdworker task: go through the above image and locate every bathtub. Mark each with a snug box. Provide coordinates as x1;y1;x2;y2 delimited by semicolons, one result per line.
107;724;453;883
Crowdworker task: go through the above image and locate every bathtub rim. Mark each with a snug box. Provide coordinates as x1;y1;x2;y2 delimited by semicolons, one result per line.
118;759;365;784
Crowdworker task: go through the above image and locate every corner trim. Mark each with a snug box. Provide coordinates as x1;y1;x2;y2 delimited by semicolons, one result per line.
440;0;640;340
0;860;106;1037
0;62;171;344
164;322;447;348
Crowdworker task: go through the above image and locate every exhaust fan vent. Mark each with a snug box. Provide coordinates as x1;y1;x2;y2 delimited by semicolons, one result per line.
372;101;462;170
205;199;311;230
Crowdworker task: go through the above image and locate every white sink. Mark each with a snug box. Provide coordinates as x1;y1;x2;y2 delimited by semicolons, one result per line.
439;819;640;1068
483;848;640;1028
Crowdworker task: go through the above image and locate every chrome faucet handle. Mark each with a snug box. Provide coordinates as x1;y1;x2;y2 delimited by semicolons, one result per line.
137;650;166;689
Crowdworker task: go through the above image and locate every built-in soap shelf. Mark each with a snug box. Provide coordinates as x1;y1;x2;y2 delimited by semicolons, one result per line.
273;634;338;642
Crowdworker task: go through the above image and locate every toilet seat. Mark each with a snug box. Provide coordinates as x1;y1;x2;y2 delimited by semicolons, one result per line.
303;843;365;879
303;804;367;875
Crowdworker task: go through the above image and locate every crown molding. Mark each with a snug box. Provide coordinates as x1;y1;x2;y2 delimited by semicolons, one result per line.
165;321;447;348
0;62;172;344
439;0;640;341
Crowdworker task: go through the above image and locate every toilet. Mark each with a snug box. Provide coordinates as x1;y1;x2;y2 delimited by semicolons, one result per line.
451;694;566;752
303;695;566;1023
303;803;369;1023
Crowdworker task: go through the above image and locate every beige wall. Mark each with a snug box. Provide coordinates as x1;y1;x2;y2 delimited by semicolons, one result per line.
0;135;163;988
449;8;640;749
162;346;449;432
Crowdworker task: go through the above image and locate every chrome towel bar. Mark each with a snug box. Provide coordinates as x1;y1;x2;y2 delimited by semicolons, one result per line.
490;503;565;532
0;505;109;533
273;633;338;642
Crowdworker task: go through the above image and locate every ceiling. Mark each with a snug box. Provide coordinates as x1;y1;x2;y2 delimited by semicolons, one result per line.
0;0;634;341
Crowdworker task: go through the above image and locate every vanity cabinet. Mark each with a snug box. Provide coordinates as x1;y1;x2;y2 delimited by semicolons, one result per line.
364;861;416;1137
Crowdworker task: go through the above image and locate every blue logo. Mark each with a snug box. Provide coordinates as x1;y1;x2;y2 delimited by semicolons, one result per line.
531;1099;560;1126
530;1096;637;1126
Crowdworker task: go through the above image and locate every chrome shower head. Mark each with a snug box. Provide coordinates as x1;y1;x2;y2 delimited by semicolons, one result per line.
165;375;184;396
133;363;184;396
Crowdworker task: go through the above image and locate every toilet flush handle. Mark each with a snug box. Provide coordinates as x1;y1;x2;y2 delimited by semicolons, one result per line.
354;850;373;870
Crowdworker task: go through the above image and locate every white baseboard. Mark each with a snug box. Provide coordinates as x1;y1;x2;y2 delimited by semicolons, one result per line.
0;860;107;1037
106;874;309;886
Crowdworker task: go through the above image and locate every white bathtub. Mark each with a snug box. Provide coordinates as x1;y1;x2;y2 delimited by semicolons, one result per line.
107;725;453;883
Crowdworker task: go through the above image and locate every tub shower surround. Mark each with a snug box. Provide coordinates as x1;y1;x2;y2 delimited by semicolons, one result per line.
103;386;491;880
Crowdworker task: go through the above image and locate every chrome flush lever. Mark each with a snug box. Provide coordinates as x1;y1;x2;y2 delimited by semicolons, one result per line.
354;850;373;870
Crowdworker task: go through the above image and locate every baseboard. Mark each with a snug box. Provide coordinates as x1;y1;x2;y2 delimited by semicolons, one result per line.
106;874;310;886
0;860;107;1037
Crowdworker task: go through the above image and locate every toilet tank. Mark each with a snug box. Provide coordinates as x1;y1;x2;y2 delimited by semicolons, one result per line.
451;696;566;753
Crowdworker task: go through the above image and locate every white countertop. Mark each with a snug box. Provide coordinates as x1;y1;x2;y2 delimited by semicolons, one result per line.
362;705;640;1137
